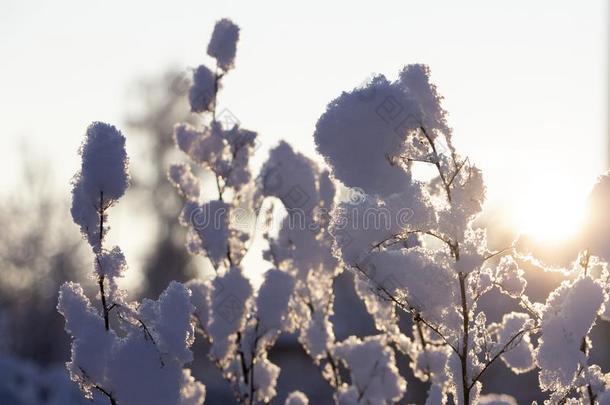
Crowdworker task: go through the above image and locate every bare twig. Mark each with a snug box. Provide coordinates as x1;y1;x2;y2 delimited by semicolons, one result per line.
79;367;117;405
415;319;432;379
352;264;459;356
482;246;514;263
419;126;452;203
97;190;110;331
492;282;540;321
137;318;165;367
215;173;225;201
468;326;538;389
447;157;470;188
459;272;470;404
356;359;380;401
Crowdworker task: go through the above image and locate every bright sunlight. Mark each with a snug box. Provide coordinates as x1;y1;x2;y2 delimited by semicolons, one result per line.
513;177;589;243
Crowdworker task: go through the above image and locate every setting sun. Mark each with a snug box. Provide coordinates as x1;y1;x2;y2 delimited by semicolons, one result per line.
513;179;589;244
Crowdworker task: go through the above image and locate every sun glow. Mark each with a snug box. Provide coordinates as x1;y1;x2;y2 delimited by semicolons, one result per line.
512;180;588;244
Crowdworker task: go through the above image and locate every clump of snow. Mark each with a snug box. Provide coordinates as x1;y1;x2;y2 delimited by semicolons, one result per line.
253;356;280;402
329;184;435;266
366;248;459;330
76;122;129;203
138;281;196;364
314;74;418;196
495;256;526;298
300;303;336;360
436;165;486;242
180;200;230;268
478;393;518;405
71;122;129;249
257;141;319;215
489;312;535;374
222;126;258;189
94;246;127;279
399;65;451;137
188;65;217;113
255;140;343;370
256;269;295;333
168;163;201;201
537;276;605;391
285;390;309;405
207;19;240;71
187;279;212;332
208;266;253;361
333;335;406;404
58;282;204;405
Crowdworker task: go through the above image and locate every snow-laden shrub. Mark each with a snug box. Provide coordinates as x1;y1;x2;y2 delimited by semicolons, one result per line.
59;122;205;405
170;18;291;404
58;17;610;405
314;65;610;404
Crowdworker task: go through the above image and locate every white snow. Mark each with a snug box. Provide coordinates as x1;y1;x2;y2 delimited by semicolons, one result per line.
207;19;240;71
537;276;605;391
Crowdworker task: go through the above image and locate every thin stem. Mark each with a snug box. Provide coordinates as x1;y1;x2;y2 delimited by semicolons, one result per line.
96;386;118;405
370;229;455;259
447;157;469;188
580;327;595;404
459;272;470;404
587;385;595;405
420;126;452;203
97;190;110;331
415;319;431;379
98;190;104;251
248;321;261;405
356;360;380;401
98;274;109;331
468;326;538;389
492;282;540;321
325;349;342;388
353;264;459;356
296;288;343;389
482;246;514;263
137;318;165;367
215;173;224;201
80;367;117;405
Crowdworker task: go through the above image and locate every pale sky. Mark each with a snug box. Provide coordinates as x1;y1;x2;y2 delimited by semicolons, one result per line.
0;0;608;265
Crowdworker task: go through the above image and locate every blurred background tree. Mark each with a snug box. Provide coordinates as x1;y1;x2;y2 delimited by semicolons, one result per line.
123;69;203;298
0;146;88;366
